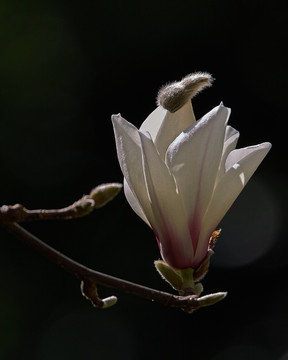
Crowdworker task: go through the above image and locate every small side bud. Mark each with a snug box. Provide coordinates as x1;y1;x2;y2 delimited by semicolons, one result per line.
195;292;227;308
101;296;118;309
157;72;213;113
183;291;227;313
90;183;122;208
80;279;117;309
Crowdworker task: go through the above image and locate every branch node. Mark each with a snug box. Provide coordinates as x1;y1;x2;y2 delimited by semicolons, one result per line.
0;204;26;223
80;279;117;309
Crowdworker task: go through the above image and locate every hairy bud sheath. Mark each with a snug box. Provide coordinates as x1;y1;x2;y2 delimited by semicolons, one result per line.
157;72;213;113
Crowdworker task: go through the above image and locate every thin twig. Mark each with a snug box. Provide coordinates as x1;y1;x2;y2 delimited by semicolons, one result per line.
0;183;122;223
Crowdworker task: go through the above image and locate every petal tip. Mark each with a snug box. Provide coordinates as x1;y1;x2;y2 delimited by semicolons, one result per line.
256;141;272;152
111;113;122;121
265;141;272;149
218;101;230;112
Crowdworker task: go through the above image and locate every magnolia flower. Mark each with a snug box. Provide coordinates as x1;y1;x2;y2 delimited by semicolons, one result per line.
112;73;271;274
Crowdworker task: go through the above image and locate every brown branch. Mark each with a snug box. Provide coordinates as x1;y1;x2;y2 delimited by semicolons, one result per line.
2;222;226;313
0;183;123;223
0;184;226;313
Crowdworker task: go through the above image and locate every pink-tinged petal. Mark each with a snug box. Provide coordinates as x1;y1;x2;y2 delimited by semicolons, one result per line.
140;101;196;159
139;130;195;268
166;104;230;226
199;141;272;253
156;226;197;269
111;114;155;225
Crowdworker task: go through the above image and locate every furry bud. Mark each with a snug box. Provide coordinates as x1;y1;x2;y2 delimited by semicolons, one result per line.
157;72;213;113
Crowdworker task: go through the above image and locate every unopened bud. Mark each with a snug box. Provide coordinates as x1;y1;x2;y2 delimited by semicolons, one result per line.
101;296;118;309
157;72;213;113
90;183;122;208
195;292;227;308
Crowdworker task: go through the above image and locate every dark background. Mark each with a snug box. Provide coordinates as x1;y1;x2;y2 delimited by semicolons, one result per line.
0;0;287;359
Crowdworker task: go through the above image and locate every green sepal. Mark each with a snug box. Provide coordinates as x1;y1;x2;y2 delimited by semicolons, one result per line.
155;261;204;296
154;260;183;291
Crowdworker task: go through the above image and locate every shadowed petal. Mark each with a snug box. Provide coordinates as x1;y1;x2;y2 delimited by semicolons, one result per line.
111;114;154;224
218;125;240;177
123;179;150;226
199;141;272;254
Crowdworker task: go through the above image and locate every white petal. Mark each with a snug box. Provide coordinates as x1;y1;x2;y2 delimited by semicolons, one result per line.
111;114;154;223
223;126;240;162
224;125;239;142
139;131;194;264
140;101;196;159
218;125;240;178
202;141;272;239
225;143;268;171
123;179;150;226
139;106;167;141
166;104;231;221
